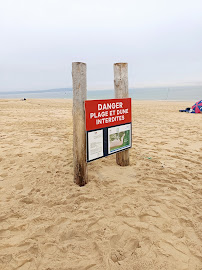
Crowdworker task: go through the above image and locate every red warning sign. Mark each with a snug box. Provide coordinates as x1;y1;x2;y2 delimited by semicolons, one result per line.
85;98;131;131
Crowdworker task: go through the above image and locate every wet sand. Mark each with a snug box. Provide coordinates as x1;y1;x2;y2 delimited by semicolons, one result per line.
0;99;202;270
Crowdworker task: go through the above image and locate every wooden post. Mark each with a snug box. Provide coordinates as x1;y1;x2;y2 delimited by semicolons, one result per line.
72;62;88;186
114;63;130;166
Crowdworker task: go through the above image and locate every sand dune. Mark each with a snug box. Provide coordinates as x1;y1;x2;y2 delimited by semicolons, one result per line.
0;99;202;270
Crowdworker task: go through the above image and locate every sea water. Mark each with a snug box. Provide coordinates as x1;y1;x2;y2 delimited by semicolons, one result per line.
0;86;201;101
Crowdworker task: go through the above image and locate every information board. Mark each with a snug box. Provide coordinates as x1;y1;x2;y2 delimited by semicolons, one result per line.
85;98;132;162
88;129;103;161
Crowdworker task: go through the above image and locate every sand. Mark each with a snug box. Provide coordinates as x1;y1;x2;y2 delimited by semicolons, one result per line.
0;99;202;270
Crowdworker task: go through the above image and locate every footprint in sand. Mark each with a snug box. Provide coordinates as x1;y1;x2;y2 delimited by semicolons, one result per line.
0;173;8;179
15;183;23;190
111;249;125;263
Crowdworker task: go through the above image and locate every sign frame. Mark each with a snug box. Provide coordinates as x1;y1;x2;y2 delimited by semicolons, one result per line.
85;98;132;163
86;123;132;163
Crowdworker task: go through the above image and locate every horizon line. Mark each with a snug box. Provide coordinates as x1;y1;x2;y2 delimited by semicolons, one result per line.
1;84;202;95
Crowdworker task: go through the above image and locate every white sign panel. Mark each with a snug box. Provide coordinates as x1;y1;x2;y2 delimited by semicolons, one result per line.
88;129;104;161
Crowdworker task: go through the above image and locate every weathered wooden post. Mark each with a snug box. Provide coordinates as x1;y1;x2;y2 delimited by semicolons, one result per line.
114;63;130;166
72;62;88;186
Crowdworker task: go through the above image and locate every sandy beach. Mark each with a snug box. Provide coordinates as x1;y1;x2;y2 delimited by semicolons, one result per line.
0;99;202;270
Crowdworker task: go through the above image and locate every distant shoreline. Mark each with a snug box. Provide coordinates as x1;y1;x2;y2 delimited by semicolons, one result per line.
0;86;201;101
0;99;197;103
1;85;202;95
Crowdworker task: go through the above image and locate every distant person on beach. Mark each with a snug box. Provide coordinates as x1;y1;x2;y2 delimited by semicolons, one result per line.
179;107;190;112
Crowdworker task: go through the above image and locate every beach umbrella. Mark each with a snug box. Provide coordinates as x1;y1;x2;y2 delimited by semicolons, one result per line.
191;100;202;113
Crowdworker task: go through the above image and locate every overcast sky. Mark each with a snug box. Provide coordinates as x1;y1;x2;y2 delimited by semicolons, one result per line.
0;0;202;91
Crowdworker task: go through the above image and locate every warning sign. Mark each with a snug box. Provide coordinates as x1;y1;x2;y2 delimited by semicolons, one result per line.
85;98;131;131
85;98;132;162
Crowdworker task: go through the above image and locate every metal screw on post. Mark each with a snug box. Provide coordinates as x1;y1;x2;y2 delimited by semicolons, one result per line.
72;62;88;186
114;63;130;166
